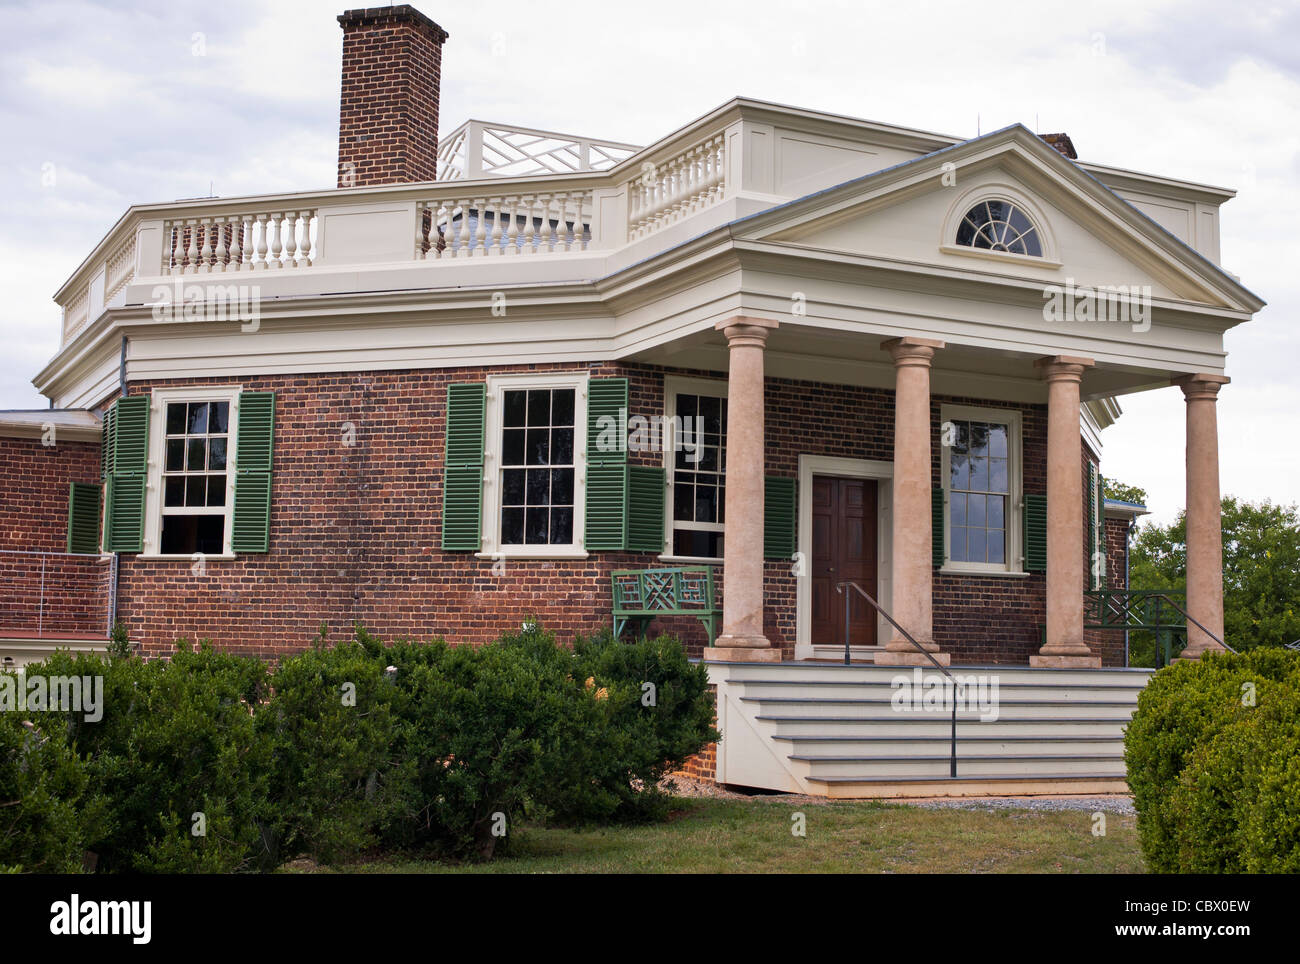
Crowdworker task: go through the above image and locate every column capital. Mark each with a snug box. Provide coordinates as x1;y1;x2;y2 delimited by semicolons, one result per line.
1035;354;1095;382
1174;372;1230;401
882;336;944;367
715;315;778;349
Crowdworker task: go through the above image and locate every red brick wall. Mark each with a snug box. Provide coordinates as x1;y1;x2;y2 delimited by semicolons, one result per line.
0;434;108;636
337;5;447;187
109;364;1109;665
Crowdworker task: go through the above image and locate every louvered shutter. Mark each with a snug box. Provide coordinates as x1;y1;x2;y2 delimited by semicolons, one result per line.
764;476;796;560
66;482;102;554
626;466;666;552
1023;493;1048;572
932;486;946;567
232;392;275;553
441;383;486;551
104;395;149;552
584;378;628;550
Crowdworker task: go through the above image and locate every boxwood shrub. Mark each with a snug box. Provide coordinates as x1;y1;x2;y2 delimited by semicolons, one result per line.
1124;647;1300;872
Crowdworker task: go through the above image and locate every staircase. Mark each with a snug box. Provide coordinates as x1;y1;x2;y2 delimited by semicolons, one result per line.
707;661;1153;798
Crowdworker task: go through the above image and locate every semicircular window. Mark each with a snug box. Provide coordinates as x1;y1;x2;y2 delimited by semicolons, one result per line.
955;200;1042;257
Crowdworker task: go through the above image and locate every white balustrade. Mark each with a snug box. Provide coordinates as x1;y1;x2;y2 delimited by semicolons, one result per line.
161;211;318;273
627;133;726;241
415;189;593;259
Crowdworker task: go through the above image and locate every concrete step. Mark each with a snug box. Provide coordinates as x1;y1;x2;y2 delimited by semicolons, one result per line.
792;753;1127;780
801;773;1132;799
759;716;1130;739
740;696;1139;720
728;678;1144;702
774;735;1124;757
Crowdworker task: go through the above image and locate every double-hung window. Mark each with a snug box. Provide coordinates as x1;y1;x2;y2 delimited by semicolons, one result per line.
940;404;1022;574
481;373;587;557
664;376;727;561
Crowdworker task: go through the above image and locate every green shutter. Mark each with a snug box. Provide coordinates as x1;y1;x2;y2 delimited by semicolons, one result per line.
67;482;102;554
584;378;628;550
1093;469;1104;589
232;392;276;553
103;396;149;553
1024;493;1048;572
100;403;115;481
764;476;795;560
441;382;486;551
627;466;666;552
932;486;946;568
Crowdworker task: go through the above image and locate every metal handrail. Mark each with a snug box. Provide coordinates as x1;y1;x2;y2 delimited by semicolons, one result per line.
1144;591;1236;655
836;580;958;778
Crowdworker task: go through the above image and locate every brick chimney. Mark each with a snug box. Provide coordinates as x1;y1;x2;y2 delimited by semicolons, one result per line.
337;5;449;188
1039;132;1078;160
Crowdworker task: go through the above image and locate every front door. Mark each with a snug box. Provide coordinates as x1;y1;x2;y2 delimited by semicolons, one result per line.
810;475;878;646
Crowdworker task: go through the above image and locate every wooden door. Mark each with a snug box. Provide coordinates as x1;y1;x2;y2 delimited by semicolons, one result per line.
810;476;878;646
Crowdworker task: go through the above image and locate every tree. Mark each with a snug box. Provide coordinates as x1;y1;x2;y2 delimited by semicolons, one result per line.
1129;497;1300;650
1103;479;1148;507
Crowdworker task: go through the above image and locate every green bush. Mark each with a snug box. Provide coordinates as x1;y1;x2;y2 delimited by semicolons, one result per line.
1125;647;1300;872
0;682;106;873
259;635;412;864
539;630;718;823
27;643;274;873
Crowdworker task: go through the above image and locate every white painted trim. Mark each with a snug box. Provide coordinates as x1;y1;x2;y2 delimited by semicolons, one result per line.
796;455;894;660
480;371;589;559
938;403;1024;575
143;385;242;557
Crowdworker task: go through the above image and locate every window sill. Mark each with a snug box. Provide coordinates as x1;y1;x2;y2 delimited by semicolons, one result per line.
135;553;238;561
474;549;589;562
657;555;722;566
938;566;1031;578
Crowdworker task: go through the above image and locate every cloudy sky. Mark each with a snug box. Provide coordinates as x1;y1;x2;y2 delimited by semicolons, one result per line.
1;0;1296;523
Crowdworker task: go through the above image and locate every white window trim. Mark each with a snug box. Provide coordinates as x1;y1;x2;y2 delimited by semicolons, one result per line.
939;181;1061;265
659;374;729;565
477;371;589;561
142;385;242;559
938;403;1024;576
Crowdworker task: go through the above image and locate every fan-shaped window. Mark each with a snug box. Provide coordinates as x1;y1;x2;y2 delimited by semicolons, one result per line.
955;200;1042;257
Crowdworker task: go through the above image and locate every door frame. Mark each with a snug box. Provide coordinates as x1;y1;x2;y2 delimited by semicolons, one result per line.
795;455;893;660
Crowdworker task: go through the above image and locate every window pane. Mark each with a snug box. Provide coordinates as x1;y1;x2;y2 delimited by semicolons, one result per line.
526;468;550;506
950;453;970;489
969;423;990;456
988;495;1004;528
525;506;549;544
969;456;989;492
968;493;986;528
500;507;524;545
187;438;207;471
165;439;185;472
551;428;574;465
988;530;1005;564
502;469;525;506
990;457;1008;493
207;474;227;507
161;514;224;555
699;396;721;435
988;424;1008;458
525;428;549;465
503;391;527;428
968;528;987;563
696;484;718;523
550;469;573;507
527;390;550;426
164;477;185;507
676;394;697;420
209;402;229;434
951;421;969;455
185;475;206;506
187;402;209;435
166;403;187;435
550;507;573;544
673;529;722;559
674;481;694;521
551;390;574;427
950;525;967;562
502;429;526;466
950;492;966;526
209;438;228;471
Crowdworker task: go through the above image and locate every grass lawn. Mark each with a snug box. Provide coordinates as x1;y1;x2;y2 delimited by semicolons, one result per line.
327;796;1144;874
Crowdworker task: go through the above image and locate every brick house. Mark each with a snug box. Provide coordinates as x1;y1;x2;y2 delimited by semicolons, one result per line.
1;6;1262;794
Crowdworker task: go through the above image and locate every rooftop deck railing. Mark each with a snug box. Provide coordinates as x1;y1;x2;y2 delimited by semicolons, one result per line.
0;550;115;641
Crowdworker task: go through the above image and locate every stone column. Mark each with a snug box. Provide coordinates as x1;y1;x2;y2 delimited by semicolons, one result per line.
1032;355;1099;668
704;316;782;663
876;337;950;667
1175;373;1230;659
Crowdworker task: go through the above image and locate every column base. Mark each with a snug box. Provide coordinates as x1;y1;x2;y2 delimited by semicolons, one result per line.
704;635;783;663
1030;654;1102;668
1176;644;1227;663
874;649;951;667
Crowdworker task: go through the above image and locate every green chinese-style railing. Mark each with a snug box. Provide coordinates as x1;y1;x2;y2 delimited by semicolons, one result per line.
611;567;720;646
1084;589;1234;668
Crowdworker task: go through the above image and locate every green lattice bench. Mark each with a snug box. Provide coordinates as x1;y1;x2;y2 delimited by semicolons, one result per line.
611;567;719;645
